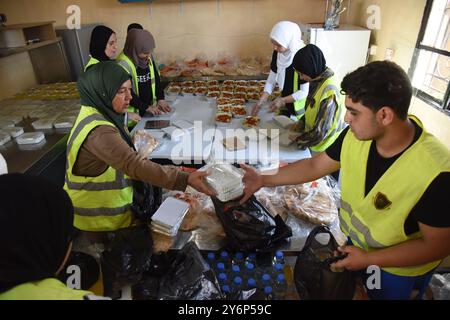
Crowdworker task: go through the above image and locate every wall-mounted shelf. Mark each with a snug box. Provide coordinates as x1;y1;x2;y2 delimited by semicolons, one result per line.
0;21;70;84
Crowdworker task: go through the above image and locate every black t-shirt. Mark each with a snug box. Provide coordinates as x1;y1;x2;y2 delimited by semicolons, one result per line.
270;51;303;117
130;59;165;116
325;123;450;235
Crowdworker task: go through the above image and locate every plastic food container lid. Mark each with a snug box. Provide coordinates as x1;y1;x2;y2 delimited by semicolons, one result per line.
16;132;45;145
204;163;244;202
0;132;12;145
32;119;53;130
1;126;24;138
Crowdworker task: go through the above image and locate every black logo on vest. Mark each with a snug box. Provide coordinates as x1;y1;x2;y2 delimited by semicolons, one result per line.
373;192;392;210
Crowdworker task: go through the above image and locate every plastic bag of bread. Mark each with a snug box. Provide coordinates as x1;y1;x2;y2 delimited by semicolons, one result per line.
255;186;289;221
133;129;160;158
283;177;339;225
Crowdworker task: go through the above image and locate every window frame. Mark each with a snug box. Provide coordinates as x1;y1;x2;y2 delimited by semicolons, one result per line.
408;0;450;116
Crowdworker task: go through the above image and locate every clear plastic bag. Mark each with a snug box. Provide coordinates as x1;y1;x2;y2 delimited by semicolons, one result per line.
429;273;450;300
133;129;160;158
283;176;340;226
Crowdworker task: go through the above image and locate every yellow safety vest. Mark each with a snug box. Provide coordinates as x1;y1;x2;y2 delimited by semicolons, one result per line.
0;278;92;300
293;72;306;119
84;56;100;71
339;116;450;276
116;52;157;111
64;106;134;232
304;75;345;152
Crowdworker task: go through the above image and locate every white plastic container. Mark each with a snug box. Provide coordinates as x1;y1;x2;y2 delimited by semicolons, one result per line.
32;119;53;130
0;120;15;129
1;126;24;138
151;197;190;237
204;163;244;202
16;132;45;145
54;116;75;129
0;132;11;146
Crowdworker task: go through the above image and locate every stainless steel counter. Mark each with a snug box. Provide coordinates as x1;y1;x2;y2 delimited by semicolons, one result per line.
1;117;69;174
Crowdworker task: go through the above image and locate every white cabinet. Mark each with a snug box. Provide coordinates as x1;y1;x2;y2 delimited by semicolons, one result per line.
299;23;371;84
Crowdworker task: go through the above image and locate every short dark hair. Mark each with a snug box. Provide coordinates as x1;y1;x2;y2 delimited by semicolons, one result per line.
341;61;412;119
127;23;143;33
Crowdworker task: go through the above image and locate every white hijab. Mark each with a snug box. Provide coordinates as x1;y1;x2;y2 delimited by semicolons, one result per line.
270;21;304;90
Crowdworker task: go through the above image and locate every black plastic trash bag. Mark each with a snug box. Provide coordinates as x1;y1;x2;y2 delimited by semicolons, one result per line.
294;226;355;300
58;251;100;291
101;225;153;299
211;195;292;251
157;242;223;300
132;252;171;300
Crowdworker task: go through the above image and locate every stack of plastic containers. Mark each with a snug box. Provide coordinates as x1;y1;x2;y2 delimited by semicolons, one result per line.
204;163;244;202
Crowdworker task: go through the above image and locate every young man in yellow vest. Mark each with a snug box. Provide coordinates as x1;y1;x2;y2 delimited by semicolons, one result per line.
240;61;450;299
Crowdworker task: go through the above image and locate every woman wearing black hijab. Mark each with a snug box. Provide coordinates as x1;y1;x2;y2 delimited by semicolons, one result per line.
85;25;118;71
0;173;94;299
64;61;215;232
86;25;141;124
290;44;346;153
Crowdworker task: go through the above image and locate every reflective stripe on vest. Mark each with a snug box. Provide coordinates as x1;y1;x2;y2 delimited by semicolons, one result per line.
293;72;306;119
0;278;91;300
84;57;99;71
304;75;345;152
64;106;133;231
117;52;156;105
339;117;450;276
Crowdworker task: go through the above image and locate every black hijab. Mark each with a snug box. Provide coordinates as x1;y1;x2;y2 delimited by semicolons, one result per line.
127;23;143;33
292;44;327;80
77;61;134;148
89;25;115;62
0;173;74;293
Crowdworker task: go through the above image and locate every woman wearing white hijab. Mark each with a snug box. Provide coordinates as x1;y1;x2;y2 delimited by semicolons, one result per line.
251;21;309;118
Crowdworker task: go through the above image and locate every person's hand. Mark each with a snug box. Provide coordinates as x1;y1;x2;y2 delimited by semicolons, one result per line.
268;97;286;113
250;93;269;116
157;100;172;113
239;163;264;204
250;102;262;116
146;105;162;116
187;171;217;197
330;246;370;271
127;112;141;122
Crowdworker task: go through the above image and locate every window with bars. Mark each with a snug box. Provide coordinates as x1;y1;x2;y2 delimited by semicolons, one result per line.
409;0;450;114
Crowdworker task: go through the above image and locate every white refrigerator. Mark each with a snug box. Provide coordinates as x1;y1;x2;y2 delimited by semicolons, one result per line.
299;23;371;84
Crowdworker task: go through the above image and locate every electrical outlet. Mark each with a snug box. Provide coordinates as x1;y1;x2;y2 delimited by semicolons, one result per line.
369;45;378;56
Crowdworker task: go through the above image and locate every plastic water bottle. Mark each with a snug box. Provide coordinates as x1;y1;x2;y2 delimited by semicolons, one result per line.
264;286;274;300
245;253;257;266
272;251;285;268
247;277;257;289
273;273;287;300
221;284;231;296
231;264;241;276
219;251;230;268
206;252;216;271
243;261;257;284
260;273;272;289
273;262;284;273
232;276;244;293
218;272;229;285
232;252;245;268
216;262;226;274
